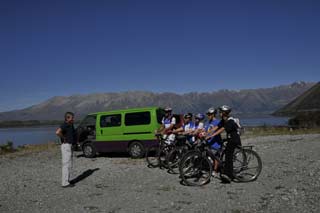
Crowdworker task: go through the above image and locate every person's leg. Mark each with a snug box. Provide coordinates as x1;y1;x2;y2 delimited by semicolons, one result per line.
224;142;236;179
68;144;73;182
61;144;72;186
214;159;219;172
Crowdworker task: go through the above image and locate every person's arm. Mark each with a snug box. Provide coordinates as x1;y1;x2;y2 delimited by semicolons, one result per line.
56;128;63;138
56;123;67;141
206;127;225;140
155;117;166;134
206;126;219;135
172;127;183;134
165;117;176;131
156;124;165;134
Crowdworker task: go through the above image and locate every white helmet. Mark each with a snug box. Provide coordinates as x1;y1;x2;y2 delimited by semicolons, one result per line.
206;107;217;115
164;107;172;112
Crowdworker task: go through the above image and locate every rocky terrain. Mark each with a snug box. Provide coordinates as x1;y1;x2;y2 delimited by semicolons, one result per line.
0;133;320;213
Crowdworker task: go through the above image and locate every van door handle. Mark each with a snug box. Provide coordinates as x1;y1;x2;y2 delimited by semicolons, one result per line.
101;130;103;135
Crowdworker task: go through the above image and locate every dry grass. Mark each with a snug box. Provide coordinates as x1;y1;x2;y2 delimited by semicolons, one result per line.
0;141;58;158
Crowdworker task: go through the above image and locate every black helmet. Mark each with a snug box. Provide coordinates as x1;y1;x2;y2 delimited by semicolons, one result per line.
219;105;232;114
164;107;172;112
206;107;217;115
184;113;193;119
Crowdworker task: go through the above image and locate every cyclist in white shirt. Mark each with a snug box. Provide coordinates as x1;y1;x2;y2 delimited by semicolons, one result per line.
157;107;176;144
173;113;194;142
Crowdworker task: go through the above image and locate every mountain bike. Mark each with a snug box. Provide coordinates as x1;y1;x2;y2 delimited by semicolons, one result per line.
166;134;196;174
179;139;262;186
145;134;175;168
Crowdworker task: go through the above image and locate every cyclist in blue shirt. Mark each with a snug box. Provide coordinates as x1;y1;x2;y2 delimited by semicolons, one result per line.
204;107;222;177
205;108;222;149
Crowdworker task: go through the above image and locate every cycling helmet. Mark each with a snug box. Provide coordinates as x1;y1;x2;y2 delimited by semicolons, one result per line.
184;113;193;119
206;107;217;115
219;105;232;114
195;113;205;120
164;107;172;112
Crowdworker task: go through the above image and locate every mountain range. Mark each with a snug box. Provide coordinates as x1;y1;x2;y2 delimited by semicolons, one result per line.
0;81;315;121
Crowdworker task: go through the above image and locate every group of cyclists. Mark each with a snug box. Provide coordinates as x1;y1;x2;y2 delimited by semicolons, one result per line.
156;105;242;183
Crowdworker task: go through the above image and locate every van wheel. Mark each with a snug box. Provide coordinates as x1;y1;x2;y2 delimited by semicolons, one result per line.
82;142;96;158
128;141;145;159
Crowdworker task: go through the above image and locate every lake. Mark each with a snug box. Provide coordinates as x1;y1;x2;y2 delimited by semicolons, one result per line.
0;116;289;147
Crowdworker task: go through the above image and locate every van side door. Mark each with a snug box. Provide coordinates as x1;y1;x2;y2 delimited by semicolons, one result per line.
96;114;123;142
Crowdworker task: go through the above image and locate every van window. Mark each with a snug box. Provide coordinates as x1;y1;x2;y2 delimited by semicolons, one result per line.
100;114;121;127
125;112;151;126
156;108;165;124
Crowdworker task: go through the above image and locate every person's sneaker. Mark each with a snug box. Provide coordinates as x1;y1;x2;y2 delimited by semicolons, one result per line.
212;171;219;178
62;183;75;188
220;174;231;183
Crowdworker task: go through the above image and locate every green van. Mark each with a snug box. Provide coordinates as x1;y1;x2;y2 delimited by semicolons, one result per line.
76;107;181;158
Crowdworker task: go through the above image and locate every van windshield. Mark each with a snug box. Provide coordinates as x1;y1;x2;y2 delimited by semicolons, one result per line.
156;108;165;124
79;115;96;128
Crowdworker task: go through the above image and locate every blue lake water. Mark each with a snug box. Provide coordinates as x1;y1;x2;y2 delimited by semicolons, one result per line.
0;116;289;147
0;126;59;147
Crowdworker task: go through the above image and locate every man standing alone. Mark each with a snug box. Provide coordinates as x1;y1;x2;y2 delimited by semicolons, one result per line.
56;112;76;188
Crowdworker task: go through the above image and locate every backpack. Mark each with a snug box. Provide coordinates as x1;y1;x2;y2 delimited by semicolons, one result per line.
227;117;244;135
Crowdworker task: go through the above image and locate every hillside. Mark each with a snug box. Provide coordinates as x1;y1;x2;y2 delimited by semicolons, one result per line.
274;82;320;127
0;81;315;121
274;82;320;116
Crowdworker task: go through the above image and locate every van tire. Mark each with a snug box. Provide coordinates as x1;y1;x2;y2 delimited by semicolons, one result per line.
82;142;96;158
128;141;145;159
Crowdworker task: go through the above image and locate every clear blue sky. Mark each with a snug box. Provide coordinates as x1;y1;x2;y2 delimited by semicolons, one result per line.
0;0;319;112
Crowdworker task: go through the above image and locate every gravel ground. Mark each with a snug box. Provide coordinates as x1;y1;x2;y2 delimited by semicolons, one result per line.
1;134;320;213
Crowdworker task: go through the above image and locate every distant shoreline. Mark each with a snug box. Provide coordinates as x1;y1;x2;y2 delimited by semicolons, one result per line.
0;120;79;129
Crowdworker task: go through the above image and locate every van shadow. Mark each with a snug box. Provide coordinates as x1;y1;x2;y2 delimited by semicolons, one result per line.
70;168;100;184
98;152;131;158
75;152;130;158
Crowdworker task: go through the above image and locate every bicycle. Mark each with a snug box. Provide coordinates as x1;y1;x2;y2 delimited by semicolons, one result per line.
179;139;262;186
145;133;175;169
166;134;198;174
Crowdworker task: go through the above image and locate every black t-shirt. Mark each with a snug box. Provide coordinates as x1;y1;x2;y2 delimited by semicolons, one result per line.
60;122;76;144
218;119;241;145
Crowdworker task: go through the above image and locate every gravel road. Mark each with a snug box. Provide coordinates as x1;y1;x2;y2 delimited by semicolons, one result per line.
1;134;320;213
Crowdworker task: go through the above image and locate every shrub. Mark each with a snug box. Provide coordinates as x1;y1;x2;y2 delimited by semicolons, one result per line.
0;141;16;154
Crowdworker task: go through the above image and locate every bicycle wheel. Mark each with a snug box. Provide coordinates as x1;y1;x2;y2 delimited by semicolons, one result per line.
233;149;262;182
179;151;212;186
159;144;175;169
167;148;184;173
218;147;246;174
146;145;161;168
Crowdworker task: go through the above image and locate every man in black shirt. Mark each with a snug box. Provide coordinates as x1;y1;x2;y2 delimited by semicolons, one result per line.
56;112;76;188
209;105;242;183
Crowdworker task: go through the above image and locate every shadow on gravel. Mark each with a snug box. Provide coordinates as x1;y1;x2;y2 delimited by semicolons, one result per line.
76;152;131;158
70;168;100;184
100;153;130;158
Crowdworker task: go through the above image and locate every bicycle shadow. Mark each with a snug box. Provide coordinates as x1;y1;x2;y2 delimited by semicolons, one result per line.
70;168;100;184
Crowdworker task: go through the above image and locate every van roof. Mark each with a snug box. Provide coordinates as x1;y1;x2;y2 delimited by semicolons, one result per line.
88;106;163;116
